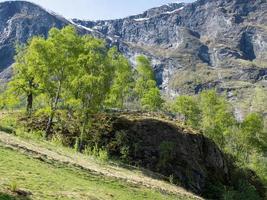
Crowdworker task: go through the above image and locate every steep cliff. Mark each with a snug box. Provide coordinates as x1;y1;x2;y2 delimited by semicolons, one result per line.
74;0;267;98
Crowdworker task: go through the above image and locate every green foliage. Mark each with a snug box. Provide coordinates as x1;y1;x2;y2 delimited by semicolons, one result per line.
224;113;266;164
4;25;156;142
173;90;235;148
169;174;174;185
0;91;21;110
172;90;266;198
141;87;164;111
105;48;134;109
3;27;165;138
205;178;261;200
51;134;64;146
66;35;119;147
2;41;43;112
241;113;266;152
134;55;163;110
0;115;17;134
173;95;201;128
234;180;261;200
249;153;267;185
114;130;130;161
98;148;109;162
199;90;235;148
83;145;109;162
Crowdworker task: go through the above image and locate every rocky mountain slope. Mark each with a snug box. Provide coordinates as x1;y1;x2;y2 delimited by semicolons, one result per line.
0;0;267;116
74;0;267;96
0;1;69;79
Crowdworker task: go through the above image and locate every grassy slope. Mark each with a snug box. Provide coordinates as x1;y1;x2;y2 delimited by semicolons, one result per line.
0;111;201;200
0;144;196;200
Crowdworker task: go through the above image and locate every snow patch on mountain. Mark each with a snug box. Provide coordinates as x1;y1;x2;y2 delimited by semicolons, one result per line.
68;19;94;32
164;7;184;14
134;17;150;22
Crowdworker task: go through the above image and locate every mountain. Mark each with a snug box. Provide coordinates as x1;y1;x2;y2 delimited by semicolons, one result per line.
74;0;267;119
0;0;267;117
74;0;267;89
0;1;69;80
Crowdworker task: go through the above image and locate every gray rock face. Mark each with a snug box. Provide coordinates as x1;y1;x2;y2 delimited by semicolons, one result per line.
0;0;266;102
109;116;229;194
74;0;267;96
0;1;68;71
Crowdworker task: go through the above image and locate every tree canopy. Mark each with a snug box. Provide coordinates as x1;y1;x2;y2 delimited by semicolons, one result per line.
134;55;163;111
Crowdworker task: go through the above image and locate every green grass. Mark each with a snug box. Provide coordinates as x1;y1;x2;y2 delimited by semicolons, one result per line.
0;146;190;200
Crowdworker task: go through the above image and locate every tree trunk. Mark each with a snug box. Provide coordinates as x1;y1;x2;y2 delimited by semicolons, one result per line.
78;110;89;152
45;81;62;139
45;111;54;139
26;79;34;116
26;93;33;116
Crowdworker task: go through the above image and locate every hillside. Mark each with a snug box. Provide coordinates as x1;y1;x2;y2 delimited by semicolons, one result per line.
0;110;229;193
0;130;200;200
1;109;265;199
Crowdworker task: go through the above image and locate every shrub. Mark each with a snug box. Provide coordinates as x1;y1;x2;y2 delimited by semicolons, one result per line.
51;134;64;146
83;144;109;162
8;181;18;192
120;146;130;161
233;180;261;200
98;149;109;162
0;115;17;134
158;141;175;169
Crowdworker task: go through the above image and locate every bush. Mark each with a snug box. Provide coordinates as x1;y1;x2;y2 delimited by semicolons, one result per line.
83;144;109;162
51;134;64;146
169;174;174;184
205;178;262;200
98;149;109;162
234;180;261;200
0;115;17;134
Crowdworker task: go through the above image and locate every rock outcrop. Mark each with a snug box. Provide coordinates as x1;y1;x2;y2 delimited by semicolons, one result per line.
108;116;229;194
22;111;230;195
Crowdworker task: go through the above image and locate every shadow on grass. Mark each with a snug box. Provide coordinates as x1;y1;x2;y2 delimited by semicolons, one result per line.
0;192;32;200
0;125;15;134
